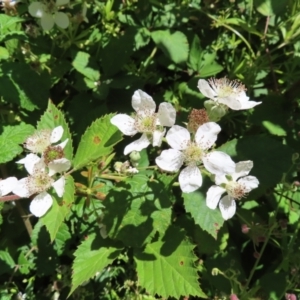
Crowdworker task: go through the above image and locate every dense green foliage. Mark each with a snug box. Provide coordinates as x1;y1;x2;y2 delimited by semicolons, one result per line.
1;0;300;299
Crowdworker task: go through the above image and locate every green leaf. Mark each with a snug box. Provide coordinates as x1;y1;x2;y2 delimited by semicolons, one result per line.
151;30;189;64
0;250;15;275
104;187;156;248
0;124;35;163
72;51;100;82
183;191;224;239
73;114;122;170
42;176;75;241
101;28;135;77
0;62;50;111
0;46;9;60
70;233;123;296
188;35;202;71
37;101;73;160
0;15;23;37
254;0;288;16
134;226;206;298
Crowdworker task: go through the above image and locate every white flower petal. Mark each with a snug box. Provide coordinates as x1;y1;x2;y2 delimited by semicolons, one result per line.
203;151;235;176
232;161;253;181
56;0;69;5
28;2;46;18
179;166;202;193
157;102;176;127
0;177;18;196
50;126;64;143
215;174;228;186
17;153;42;175
48;158;71;176
41;13;55;31
195;122;221;149
52;177;65;197
197;79;217;99
239;97;262;109
57;138;68;149
166;125;190;150
152;129;165;147
218;96;242;110
111;114;137;136
155;149;184;172
13;178;31;198
124;134;150;155
238;176;259;192
30;192;53;217
54;12;69;29
219;195;236;220
132;90;156;114
206;185;226;209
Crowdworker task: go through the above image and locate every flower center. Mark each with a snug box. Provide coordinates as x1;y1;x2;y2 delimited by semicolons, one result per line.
25;129;52;153
182;142;203;166
226;181;247;200
187;109;209;133
43;146;65;165
134;112;157;133
208;77;246;99
26;170;54;195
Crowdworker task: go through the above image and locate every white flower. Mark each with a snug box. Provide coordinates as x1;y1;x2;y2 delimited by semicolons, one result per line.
206;161;259;220
12;165;66;217
198;78;261;110
17;153;71;176
28;0;69;31
155;123;236;193
0;177;18;197
24;125;68;154
111;89;176;155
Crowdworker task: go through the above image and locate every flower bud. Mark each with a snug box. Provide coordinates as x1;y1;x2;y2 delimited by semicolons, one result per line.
230;294;240;300
204;100;227;121
114;162;123;173
211;268;220;276
285;293;297;300
241;224;250;234
130;150;141;167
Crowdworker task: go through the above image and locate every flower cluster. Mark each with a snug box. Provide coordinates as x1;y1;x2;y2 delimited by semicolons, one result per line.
1;126;71;217
111;78;260;220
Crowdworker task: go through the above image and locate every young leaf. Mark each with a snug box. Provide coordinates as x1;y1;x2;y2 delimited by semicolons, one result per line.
37;101;73;160
151;30;189;64
69;233;123;296
42;175;75;242
134;225;207;299
73;114;122;170
183;191;224;239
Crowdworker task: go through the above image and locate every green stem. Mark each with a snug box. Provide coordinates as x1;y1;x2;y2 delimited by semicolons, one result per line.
244;221;277;289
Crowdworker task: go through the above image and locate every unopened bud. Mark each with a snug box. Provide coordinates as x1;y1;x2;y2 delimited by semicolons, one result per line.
230;294;240;300
285;293;297;300
241;224;250;234
253;251;260;259
211;268;220;276
129;150;141;167
114;162;123;173
204;100;227;122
